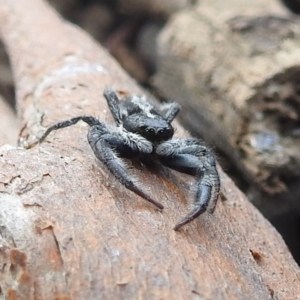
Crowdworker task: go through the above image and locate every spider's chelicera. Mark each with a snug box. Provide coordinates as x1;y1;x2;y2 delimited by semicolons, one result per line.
36;87;220;230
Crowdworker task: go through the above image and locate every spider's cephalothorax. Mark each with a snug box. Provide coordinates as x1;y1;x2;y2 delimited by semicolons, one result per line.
36;87;220;230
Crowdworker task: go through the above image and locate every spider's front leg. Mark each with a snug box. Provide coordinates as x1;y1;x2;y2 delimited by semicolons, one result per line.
103;87;122;125
88;125;164;210
159;102;181;123
156;138;220;230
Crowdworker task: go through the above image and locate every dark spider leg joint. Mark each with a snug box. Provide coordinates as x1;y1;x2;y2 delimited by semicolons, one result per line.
33;87;220;230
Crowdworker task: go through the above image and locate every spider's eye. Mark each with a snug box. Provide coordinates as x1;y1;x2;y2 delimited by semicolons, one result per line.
158;129;165;135
149;128;155;134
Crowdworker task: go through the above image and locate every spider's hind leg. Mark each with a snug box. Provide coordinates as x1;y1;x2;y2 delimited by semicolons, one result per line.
40;116;102;142
28;116;102;148
156;138;220;230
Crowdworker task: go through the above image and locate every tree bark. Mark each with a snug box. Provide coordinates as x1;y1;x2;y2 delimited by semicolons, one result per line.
0;0;300;299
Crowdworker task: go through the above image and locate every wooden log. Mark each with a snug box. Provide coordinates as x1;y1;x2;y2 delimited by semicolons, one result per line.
154;0;300;195
0;0;299;299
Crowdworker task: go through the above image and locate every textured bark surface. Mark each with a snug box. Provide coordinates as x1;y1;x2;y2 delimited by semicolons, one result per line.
154;0;300;195
0;0;300;299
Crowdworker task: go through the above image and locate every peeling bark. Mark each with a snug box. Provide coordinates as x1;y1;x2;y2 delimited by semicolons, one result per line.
0;0;300;299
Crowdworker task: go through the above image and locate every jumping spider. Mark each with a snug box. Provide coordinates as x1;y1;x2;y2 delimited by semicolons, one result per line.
35;87;220;230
